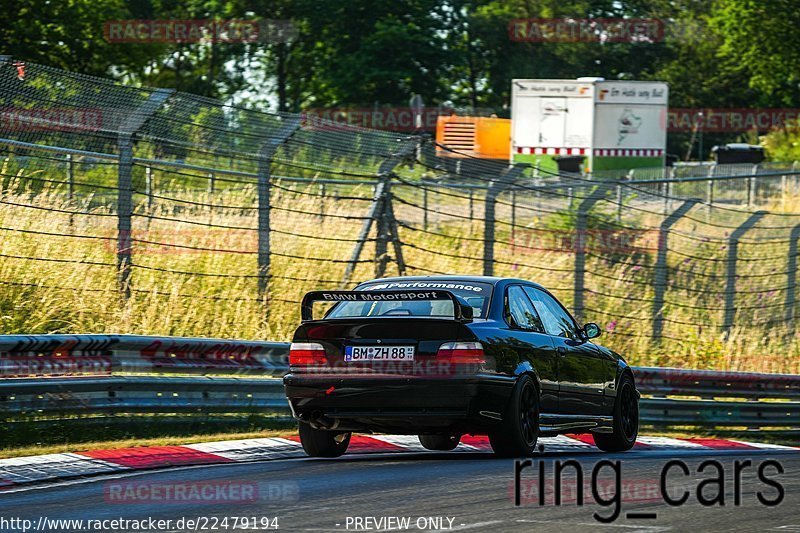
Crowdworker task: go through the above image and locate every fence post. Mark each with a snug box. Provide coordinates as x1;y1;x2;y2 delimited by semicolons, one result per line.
342;141;417;286
208;171;216;194
573;184;609;322
65;153;75;228
374;175;392;277
343;181;385;286
785;224;800;332
385;186;406;277
482;180;497;276
483;166;524;276
511;188;517;240
652;199;700;340
723;210;767;336
256;116;301;301
706;163;716;220
116;135;135;298
782;172;788;211
373;176;407;278
116;88;174;299
66;154;74;201
319;183;326;220
145;165;153;213
423;185;428;230
747;164;758;206
469;189;474;221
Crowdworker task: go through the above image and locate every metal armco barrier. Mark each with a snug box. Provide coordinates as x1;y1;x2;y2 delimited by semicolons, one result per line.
0;336;798;431
0;334;289;377
0;377;289;416
635;367;800;430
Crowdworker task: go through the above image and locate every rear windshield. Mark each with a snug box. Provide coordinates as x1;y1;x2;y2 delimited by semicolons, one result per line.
325;280;494;319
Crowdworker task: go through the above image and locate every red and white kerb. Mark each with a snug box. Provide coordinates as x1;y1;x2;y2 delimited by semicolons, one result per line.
515;147;665;157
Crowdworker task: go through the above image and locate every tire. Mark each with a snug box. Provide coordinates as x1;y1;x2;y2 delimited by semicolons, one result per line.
418;434;460;451
298;422;351;457
489;375;540;457
594;373;639;452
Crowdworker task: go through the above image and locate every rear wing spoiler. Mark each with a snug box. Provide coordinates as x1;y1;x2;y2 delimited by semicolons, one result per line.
300;290;473;322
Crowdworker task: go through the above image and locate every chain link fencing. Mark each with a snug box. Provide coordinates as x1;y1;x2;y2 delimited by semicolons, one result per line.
1;58;800;372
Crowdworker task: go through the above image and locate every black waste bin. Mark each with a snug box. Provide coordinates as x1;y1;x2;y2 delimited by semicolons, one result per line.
553;155;585;173
711;144;765;165
665;154;679;167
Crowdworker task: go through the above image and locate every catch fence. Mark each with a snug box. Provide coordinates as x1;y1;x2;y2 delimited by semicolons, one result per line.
1;58;800;371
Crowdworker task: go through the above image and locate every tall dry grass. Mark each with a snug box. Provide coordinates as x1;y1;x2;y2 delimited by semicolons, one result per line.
0;161;798;374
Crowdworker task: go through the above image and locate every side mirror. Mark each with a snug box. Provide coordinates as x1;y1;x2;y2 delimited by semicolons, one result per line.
583;322;601;339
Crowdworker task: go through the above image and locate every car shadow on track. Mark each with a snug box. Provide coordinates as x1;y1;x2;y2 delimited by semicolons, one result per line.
308;450;616;464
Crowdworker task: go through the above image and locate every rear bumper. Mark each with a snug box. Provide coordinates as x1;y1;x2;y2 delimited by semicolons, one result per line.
283;373;512;434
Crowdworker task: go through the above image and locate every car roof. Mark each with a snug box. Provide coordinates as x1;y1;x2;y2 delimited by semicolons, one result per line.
356;275;546;290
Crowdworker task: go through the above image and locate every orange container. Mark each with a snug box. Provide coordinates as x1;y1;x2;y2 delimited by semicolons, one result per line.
436;115;511;160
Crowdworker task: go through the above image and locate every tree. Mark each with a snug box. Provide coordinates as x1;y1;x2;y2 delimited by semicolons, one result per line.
0;0;154;77
711;0;800;106
445;0;676;113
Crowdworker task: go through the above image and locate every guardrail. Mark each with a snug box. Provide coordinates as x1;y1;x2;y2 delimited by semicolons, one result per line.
0;334;289;377
1;335;797;432
634;367;800;430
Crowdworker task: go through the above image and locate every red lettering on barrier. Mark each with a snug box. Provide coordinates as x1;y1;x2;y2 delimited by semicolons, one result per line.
138;340;259;365
140;340;162;358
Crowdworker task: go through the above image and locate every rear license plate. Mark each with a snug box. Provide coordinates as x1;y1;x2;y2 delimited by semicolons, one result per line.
344;345;415;361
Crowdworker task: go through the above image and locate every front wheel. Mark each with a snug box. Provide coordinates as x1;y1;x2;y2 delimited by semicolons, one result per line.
594;373;639;452
298;423;351;457
489;375;540;457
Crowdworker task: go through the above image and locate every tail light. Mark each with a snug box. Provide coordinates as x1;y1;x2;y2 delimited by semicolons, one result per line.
437;342;485;364
289;342;327;366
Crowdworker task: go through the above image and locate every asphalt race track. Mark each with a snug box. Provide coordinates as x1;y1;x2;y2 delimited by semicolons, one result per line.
1;447;797;532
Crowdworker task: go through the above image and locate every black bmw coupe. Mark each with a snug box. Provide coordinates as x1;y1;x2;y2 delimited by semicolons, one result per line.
283;275;639;457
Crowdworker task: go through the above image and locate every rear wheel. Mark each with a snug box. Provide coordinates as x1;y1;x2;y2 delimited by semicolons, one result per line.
298;422;351;457
418;433;460;451
594;373;639;452
489;375;539;457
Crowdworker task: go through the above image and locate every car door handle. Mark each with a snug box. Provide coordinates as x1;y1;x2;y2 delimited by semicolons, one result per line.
556;347;567;356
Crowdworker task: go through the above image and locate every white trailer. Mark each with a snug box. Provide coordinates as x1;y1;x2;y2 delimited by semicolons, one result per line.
510;78;668;173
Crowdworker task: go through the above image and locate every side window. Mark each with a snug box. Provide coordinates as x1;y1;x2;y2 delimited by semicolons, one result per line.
505;286;545;333
524;287;578;339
